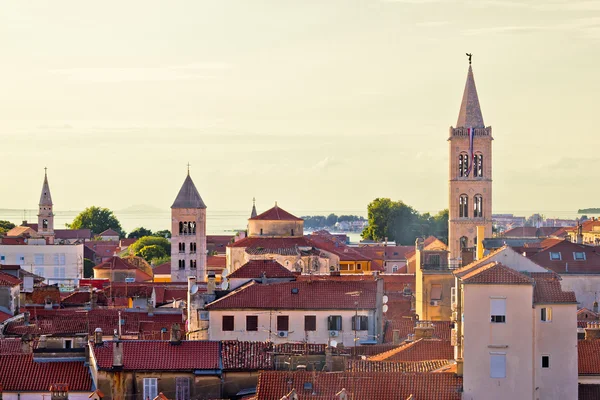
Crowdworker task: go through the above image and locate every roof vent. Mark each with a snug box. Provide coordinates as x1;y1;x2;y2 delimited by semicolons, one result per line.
291;288;299;294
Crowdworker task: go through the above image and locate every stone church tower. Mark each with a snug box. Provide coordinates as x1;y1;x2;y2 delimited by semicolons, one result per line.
38;168;55;244
448;64;493;262
170;171;207;282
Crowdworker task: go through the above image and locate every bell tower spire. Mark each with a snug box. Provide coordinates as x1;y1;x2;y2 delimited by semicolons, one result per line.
38;168;55;243
448;58;493;263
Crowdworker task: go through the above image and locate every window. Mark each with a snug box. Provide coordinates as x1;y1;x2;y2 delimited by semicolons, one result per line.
291;229;294;236
34;254;44;265
460;236;468;250
190;242;196;253
222;315;234;331
277;315;289;331
246;315;258;331
459;153;469;177
64;339;72;349
260;229;263;235
490;298;506;323
352;315;368;331
430;285;442;301
16;254;24;265
178;259;185;270
550;252;561;261
428;254;441;266
328;315;342;331
459;195;469;218
473;195;483;218
490;353;506;378
143;378;158;400
392;265;399;273
541;307;552;322
190;260;196;269
473;154;483;177
305;315;316;331
0;254;5;262
35;267;44;277
179;243;185;253
356;263;362;270
574;252;586;261
542;355;550;369
175;377;190;400
42;219;49;229
53;267;65;279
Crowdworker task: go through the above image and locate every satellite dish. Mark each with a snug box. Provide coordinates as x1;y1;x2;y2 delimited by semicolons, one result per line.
221;268;229;278
382;295;388;304
382;304;389;313
330;340;338;348
221;280;229;290
190;284;199;295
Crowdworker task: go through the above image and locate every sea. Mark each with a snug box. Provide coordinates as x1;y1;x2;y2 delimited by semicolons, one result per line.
0;208;365;243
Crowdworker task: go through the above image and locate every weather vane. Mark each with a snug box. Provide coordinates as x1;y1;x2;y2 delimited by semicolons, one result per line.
466;53;472;65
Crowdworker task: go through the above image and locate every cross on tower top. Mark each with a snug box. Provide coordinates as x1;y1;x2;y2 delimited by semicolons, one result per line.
187;162;191;175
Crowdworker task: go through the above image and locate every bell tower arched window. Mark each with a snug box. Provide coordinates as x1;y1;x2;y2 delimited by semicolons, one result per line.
459;153;469;177
473;154;483;177
474;194;483;218
459;194;469;218
460;236;468;249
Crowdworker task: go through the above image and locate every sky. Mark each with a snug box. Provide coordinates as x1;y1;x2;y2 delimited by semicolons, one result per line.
1;0;599;220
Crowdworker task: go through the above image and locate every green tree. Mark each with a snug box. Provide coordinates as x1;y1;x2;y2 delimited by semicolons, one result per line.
83;258;95;278
326;213;338;227
0;220;16;235
152;229;172;239
138;245;167;262
128;227;153;239
67;206;125;237
151;255;171;266
362;198;395;241
129;236;170;257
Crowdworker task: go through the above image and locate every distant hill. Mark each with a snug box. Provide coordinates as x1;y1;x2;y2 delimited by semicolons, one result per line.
117;204;165;213
578;208;600;214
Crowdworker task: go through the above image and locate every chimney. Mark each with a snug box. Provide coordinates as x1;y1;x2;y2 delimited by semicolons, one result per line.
476;226;485;260
49;384;69;400
414;321;434;340
22;220;27;226
21;334;32;354
415;238;424;270
392;330;401;345
112;341;123;369
207;271;216;295
594;301;599;314
170;323;182;345
577;221;584;244
261;271;267;284
39;335;47;349
94;328;103;346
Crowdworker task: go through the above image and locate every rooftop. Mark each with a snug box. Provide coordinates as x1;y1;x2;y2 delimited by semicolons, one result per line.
461;262;534;285
368;339;453;362
249;204;302;221
228;259;295;279
171;174;206;209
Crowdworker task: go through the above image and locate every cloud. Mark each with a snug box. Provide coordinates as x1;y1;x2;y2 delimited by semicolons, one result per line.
50;62;232;83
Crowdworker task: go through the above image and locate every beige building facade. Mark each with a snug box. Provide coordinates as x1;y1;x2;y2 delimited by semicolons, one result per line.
448;65;493;262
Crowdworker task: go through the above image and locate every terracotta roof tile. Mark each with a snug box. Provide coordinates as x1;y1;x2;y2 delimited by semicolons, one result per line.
461;262;533;285
249;205;302;221
92;340;219;371
255;370;462;400
0;354;92;392
221;341;273;370
0;270;21;287
531;273;577;304
347;359;451;373
93;256;142;271
205;280;377;310
229;260;294;279
208;255;227;269
153;262;171;275
228;237;316;256
527;240;600;274
579;339;600;375
368;339;453;362
0;310;13;323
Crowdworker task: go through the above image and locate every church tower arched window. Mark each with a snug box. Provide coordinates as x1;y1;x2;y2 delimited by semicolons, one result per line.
473;154;483;177
459;153;469;177
460;236;468;249
459;194;469;218
474;194;483;218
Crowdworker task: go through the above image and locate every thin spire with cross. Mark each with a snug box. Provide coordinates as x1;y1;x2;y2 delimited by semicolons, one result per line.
44;167;47;176
187;162;191;175
466;53;472;65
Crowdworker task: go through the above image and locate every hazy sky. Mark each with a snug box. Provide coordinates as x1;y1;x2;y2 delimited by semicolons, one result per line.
1;0;599;219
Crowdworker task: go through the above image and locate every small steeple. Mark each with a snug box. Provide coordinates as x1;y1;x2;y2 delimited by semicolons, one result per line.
39;167;53;206
250;197;257;218
456;63;485;128
171;173;206;209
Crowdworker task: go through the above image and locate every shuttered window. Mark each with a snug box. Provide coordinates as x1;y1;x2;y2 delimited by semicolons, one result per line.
352;316;368;331
430;285;442;301
304;315;316;331
490;298;506;323
328;315;342;331
222;315;234;331
143;378;158;400
277;315;289;331
246;315;258;331
490;353;506;378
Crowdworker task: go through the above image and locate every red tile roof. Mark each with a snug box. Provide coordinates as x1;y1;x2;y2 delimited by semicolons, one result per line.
461;262;533;285
207;255;227;269
228;237;316;256
250;205;302;221
579;339;600;375
54;228;92;240
308;232;372;262
531;273;577;304
578;308;599;320
347;359;451;373
99;229;120;237
0;311;13;323
4;309;185;338
105;283;189;304
527;240;600;274
228;260;295;279
383;319;452;344
93;256;142;271
368;339;453;362
207;235;235;254
205;280;377;310
61;290;108;306
0;270;21;287
0;354;92;392
221;341;273;370
255;371;462;400
91;340;220;371
153;262;171;275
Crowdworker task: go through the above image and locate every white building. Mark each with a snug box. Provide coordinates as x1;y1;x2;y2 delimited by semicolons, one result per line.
453;248;578;400
205;279;384;347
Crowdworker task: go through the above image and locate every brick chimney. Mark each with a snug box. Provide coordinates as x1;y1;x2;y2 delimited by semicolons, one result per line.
94;328;103;346
49;384;69;400
414;321;434;340
112;341;123;369
585;322;600;340
170;323;182;345
21;334;32;354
